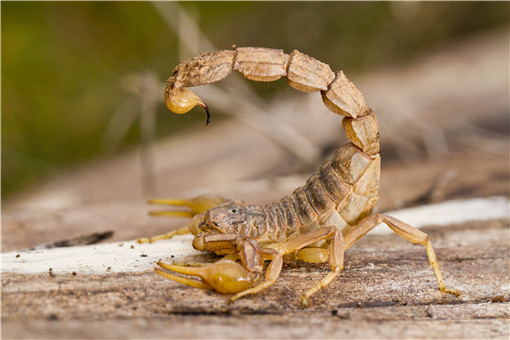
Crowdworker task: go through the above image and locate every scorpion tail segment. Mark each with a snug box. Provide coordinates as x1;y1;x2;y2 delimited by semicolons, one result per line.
148;195;229;217
342;110;380;156
321;71;368;119
156;260;259;294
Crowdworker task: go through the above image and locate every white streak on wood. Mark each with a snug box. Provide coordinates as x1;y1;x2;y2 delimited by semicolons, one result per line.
2;235;197;275
2;196;508;275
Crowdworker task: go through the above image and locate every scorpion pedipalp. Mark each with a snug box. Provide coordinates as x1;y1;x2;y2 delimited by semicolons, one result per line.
156;259;260;294
137;195;230;244
147;195;229;217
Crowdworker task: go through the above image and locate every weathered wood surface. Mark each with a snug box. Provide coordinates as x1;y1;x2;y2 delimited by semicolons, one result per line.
2;31;509;339
2;217;509;339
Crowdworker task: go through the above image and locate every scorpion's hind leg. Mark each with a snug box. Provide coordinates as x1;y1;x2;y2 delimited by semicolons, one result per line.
137;194;230;243
344;214;462;297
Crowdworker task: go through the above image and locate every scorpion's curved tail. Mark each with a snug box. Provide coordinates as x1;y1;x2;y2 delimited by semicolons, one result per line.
164;46;379;157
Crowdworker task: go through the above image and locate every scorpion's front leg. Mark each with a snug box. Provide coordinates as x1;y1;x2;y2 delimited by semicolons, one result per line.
137;195;230;243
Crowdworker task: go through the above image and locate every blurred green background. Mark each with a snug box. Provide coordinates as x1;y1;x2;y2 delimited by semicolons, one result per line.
2;1;508;199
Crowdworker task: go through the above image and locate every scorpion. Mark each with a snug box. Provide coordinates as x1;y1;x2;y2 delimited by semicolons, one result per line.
139;46;461;307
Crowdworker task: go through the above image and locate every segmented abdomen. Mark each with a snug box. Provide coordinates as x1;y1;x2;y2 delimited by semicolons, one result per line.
264;142;380;242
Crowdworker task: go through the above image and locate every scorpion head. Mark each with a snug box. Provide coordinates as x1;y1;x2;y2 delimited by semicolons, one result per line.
189;204;267;252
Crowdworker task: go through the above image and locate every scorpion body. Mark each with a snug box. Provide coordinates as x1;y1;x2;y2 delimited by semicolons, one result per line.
142;47;461;307
216;138;380;246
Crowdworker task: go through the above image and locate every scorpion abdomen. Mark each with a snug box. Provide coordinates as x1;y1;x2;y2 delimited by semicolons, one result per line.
262;142;380;241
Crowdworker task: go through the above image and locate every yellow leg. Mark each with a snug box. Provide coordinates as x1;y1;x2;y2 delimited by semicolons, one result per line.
231;249;283;301
229;228;337;302
137;226;190;244
266;226;345;308
344;214;461;297
299;229;344;308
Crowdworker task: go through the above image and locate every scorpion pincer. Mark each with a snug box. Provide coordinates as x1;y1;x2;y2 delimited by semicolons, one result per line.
139;47;462;307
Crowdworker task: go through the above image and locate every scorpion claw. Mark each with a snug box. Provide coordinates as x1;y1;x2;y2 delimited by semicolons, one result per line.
148;195;229;218
154;267;213;290
156;259;260;294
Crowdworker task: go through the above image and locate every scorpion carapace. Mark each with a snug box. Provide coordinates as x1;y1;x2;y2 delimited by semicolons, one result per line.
141;47;461;307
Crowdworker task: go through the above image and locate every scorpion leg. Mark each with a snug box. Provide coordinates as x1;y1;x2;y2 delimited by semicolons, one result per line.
232;226;345;302
293;228;344;308
231;248;283;301
266;225;345;308
344;214;462;297
137;226;190;244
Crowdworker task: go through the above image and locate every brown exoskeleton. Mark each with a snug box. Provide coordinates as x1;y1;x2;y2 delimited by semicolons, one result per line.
139;47;461;307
